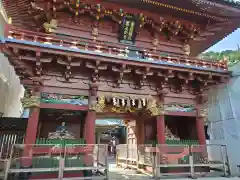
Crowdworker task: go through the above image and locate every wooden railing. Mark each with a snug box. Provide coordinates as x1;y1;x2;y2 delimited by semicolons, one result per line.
0;132;25;159
4;144;108;180
4;25;228;71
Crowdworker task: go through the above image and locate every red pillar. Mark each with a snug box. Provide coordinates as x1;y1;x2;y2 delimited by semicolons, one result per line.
24;108;40;145
84;83;97;144
157;115;165;144
83;82;97;167
22;91;40;167
195;102;206;145
84;111;96;144
196;117;206;145
195;95;207;145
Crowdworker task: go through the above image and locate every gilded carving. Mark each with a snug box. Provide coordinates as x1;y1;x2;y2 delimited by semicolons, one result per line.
43;19;58;33
8;17;12;24
200;108;207;117
92;94;164;116
94;95;105;112
111;107;136;113
21;96;40;109
146;98;164;116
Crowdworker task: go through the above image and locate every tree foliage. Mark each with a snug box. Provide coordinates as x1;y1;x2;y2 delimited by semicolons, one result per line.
200;49;240;66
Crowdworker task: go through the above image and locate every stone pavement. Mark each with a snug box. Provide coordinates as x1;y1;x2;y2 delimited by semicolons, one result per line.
107;157;240;180
108;163;150;180
108;162;240;180
108;164;240;180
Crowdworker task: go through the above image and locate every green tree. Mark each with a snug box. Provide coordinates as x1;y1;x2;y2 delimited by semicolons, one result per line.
200;49;240;66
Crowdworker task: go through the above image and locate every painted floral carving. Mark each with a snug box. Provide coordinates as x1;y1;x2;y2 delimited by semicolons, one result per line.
92;94;163;115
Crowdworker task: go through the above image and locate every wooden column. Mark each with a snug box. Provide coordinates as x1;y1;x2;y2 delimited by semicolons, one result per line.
157;115;165;144
25;108;40;144
196;116;206;145
84;111;96;144
24;91;41;145
84;83;97;144
21;89;41;168
156;94;165;144
196;95;207;145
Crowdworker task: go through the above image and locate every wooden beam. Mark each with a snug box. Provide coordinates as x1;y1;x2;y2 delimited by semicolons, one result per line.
2;46;35;77
5;42;229;76
166;111;196;117
97;112;134;119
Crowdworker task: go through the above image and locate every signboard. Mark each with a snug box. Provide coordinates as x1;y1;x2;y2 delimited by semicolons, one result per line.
119;16;138;44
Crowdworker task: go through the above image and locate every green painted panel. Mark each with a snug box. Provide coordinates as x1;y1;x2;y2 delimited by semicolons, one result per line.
41;93;88;105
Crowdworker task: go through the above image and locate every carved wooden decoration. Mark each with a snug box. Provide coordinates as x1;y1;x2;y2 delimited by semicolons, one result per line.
111;64;131;87
26;0;203;42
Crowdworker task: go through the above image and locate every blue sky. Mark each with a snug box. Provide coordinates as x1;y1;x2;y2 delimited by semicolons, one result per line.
206;28;240;52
